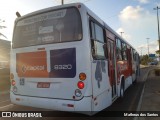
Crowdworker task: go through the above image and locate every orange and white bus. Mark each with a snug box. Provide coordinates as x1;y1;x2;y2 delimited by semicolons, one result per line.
10;3;140;115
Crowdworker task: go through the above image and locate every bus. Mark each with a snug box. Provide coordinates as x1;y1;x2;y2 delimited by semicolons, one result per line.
10;3;140;115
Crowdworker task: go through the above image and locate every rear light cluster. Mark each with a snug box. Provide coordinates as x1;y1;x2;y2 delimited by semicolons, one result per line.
75;73;86;97
77;73;86;89
10;73;18;93
10;73;16;86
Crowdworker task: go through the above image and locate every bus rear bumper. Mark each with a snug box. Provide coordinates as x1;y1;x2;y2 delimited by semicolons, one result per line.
10;91;92;114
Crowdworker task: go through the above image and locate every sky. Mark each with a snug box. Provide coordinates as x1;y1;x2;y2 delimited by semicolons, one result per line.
0;0;160;55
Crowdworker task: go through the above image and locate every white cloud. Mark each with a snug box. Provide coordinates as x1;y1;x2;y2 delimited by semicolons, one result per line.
137;0;150;4
119;6;144;21
118;5;157;55
116;28;124;36
137;41;159;55
116;28;132;41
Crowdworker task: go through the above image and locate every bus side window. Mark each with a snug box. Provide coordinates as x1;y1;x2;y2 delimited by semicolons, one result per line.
90;20;105;60
132;49;136;61
121;42;127;60
116;38;122;60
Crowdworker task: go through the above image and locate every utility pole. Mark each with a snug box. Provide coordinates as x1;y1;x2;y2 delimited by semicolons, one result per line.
153;6;160;61
146;38;150;55
62;0;64;5
120;32;124;37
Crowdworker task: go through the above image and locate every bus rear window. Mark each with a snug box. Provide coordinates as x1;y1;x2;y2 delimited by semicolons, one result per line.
13;7;82;48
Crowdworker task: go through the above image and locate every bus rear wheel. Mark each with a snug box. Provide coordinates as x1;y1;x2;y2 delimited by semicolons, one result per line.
120;80;124;98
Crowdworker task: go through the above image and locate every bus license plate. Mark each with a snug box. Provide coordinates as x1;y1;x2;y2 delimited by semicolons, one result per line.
37;82;50;88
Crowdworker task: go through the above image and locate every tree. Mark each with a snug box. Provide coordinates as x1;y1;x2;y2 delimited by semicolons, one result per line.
156;50;160;54
140;54;152;65
0;19;7;39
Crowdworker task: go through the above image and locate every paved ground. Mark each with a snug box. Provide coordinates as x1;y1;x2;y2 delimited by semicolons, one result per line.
138;66;160;120
0;72;10;96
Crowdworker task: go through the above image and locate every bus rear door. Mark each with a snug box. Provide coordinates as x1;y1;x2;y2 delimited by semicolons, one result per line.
106;30;117;100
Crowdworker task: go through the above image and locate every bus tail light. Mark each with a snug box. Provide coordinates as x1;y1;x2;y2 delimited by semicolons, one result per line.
11;80;16;86
79;73;86;80
77;81;84;89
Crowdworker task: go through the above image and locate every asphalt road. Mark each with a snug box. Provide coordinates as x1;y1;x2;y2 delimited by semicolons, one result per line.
0;67;154;120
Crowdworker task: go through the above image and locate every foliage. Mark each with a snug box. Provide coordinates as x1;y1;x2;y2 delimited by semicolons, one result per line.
156;50;160;55
0;19;7;39
140;54;152;65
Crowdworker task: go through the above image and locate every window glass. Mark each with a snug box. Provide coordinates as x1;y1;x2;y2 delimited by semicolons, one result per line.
90;22;95;39
94;41;105;59
95;24;104;42
90;21;104;43
133;49;136;61
116;38;122;60
117;39;121;50
122;42;127;60
13;7;82;48
90;20;105;59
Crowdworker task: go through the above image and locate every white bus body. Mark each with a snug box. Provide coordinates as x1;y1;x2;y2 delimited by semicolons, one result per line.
10;3;139;115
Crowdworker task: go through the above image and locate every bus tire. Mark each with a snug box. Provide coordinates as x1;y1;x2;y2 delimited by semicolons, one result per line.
120;80;124;99
133;70;138;84
133;78;137;84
